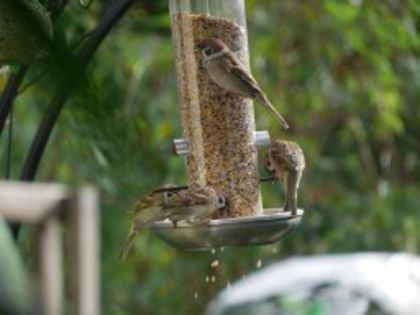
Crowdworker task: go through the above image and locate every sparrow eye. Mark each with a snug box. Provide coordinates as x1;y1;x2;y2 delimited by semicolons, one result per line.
217;196;225;207
203;47;213;56
165;191;174;199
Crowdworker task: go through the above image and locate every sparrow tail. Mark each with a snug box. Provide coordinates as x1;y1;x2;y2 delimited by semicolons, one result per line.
119;231;136;261
259;94;289;129
284;171;302;215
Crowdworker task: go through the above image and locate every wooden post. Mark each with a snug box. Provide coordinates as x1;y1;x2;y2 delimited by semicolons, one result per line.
69;186;100;315
0;181;100;315
35;215;63;315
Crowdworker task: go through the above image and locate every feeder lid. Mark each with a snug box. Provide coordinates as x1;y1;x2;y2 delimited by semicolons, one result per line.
152;209;303;251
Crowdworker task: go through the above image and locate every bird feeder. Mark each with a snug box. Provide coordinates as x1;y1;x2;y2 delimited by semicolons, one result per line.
153;0;303;250
170;0;260;218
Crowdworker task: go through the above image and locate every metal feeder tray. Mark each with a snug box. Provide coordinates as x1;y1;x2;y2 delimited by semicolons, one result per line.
152;209;303;251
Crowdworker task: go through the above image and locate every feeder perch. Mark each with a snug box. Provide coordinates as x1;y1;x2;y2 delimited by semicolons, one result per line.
172;131;271;156
153;0;304;250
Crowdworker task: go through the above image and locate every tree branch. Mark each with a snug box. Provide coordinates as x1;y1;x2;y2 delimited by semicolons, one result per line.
0;67;28;135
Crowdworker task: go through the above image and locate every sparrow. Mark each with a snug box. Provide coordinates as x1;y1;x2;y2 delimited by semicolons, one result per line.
163;186;226;227
265;139;305;215
119;186;176;260
197;38;289;129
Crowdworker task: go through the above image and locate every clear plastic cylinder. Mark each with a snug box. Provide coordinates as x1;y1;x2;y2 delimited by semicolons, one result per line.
170;0;262;217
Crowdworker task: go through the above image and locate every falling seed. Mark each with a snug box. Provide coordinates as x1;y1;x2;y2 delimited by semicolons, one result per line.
226;281;231;289
256;259;262;269
194;292;198;299
272;246;278;253
220;247;224;252
211;248;216;255
211;276;216;283
205;276;210;283
211;260;219;268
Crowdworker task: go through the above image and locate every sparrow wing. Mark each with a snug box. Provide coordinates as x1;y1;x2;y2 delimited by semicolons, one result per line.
291;152;305;171
271;143;305;172
222;54;262;97
131;191;163;212
163;190;209;208
130;193;164;226
284;143;305;171
224;54;289;129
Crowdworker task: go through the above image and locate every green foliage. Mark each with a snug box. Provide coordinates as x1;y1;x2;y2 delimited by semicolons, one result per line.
0;217;32;315
1;0;420;314
0;0;53;64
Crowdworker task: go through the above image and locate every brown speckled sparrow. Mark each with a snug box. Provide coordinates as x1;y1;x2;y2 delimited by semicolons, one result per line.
164;186;226;227
197;38;289;129
265;139;305;215
119;186;176;260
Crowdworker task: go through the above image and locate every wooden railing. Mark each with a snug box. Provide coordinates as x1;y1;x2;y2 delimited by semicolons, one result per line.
0;181;100;315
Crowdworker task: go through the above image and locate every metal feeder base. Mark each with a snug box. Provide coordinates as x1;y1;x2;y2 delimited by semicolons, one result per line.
152;209;303;251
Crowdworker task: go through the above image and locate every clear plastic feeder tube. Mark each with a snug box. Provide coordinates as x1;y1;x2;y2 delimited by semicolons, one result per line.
170;0;262;217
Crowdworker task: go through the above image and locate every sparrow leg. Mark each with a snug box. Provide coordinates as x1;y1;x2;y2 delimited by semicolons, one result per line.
217;207;227;218
171;220;178;228
284;171;302;215
223;199;231;217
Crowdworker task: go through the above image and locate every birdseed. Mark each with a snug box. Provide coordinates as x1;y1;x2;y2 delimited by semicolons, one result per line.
171;12;262;218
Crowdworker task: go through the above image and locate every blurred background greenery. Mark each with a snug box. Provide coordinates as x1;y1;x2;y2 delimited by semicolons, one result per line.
1;0;420;314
